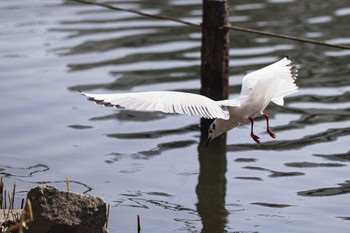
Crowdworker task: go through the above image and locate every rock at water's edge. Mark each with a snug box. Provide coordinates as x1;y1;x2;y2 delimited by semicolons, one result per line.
25;185;107;233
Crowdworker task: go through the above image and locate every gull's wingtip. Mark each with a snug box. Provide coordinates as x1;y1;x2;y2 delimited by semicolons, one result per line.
79;91;97;102
79;90;90;98
283;56;298;79
283;56;295;63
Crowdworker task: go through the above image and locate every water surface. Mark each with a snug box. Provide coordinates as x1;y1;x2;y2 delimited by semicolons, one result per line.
1;0;350;232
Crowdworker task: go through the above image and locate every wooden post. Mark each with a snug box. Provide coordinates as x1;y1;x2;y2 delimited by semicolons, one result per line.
200;0;229;101
200;0;230;132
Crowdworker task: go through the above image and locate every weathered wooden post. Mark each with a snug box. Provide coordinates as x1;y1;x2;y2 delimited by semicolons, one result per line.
199;0;230;144
200;0;230;136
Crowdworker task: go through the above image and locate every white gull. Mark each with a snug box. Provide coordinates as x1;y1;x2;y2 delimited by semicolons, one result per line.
81;57;298;146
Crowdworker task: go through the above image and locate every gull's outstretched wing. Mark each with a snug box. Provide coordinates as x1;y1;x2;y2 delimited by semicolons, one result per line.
240;57;298;106
81;91;229;120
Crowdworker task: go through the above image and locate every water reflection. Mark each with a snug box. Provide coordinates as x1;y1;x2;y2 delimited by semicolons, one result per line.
35;180;93;194
227;126;350;152
0;164;92;194
251;202;292;208
242;166;304;178
196;120;228;233
104;140;197;162
0;164;49;178
314;151;350;162
298;180;350;197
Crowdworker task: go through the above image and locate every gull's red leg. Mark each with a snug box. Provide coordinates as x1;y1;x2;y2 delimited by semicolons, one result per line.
249;117;260;144
262;113;276;138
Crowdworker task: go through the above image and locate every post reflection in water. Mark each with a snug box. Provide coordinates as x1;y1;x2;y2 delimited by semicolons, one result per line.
196;119;228;233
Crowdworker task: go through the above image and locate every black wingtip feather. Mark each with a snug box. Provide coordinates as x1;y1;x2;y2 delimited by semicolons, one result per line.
290;65;298;80
285;56;295;63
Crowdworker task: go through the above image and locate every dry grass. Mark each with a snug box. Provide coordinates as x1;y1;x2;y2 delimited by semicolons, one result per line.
0;177;33;233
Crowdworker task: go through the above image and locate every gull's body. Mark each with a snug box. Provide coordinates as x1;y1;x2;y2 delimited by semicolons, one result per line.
81;57;298;144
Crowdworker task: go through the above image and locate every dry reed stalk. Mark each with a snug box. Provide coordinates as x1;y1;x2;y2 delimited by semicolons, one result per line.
65;176;70;192
0;178;3;209
105;204;110;229
3;190;6;209
10;182;15;210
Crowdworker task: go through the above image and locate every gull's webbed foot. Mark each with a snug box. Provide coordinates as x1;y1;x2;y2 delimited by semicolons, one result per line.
250;133;260;144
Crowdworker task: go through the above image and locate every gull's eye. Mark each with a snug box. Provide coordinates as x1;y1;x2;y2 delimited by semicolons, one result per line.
209;130;213;134
212;123;216;130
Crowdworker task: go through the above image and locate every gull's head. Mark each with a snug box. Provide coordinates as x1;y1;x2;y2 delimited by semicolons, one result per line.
205;120;223;147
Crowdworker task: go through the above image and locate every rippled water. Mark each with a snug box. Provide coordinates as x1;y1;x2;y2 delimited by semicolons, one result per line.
1;0;350;232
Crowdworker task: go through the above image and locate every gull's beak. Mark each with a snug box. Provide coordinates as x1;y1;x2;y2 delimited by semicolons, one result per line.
205;136;212;148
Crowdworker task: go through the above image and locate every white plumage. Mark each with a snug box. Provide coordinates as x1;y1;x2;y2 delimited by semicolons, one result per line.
81;57;298;145
81;91;229;120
